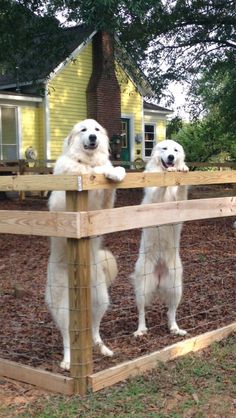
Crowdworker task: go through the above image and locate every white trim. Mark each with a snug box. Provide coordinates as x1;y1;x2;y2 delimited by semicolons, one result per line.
144;109;173;115
0;105;19;159
18;107;22;158
44;85;50;160
0;80;44;91
0;93;42;103
48;31;97;82
141;98;145;161
143;122;156;161
121;113;135;163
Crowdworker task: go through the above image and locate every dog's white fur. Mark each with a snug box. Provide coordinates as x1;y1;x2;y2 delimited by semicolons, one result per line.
46;119;125;370
133;139;189;337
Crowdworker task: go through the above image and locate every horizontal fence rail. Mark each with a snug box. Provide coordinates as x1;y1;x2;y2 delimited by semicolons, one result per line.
0;171;236;191
0;197;235;238
0;171;235;395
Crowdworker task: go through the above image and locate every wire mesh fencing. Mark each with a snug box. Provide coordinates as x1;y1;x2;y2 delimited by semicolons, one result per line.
0;193;235;380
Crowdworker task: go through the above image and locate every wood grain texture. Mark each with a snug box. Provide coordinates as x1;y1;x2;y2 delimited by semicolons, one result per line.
0;197;235;238
79;196;236;237
80;171;236;190
0;171;235;191
0;210;79;237
0;358;74;395
67;191;93;395
89;323;236;392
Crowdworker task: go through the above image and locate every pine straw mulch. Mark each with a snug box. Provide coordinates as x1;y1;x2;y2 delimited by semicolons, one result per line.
0;188;235;376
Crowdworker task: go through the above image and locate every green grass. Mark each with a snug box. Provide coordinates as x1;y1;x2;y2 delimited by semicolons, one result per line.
1;333;235;418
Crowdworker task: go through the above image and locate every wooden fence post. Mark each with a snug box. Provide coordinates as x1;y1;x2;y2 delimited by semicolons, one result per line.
19;159;26;200
66;190;93;395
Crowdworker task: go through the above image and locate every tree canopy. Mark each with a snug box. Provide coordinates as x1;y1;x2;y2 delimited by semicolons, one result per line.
1;1;235;95
1;1;236;160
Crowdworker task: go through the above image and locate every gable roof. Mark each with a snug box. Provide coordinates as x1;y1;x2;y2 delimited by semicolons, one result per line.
0;6;154;97
144;101;173;114
0;24;93;90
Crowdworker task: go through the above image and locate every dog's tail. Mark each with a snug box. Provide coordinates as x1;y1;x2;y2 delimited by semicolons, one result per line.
98;249;118;287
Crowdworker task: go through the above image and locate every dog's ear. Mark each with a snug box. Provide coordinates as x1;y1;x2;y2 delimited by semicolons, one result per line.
99;124;108;138
66;132;74;146
62;129;75;154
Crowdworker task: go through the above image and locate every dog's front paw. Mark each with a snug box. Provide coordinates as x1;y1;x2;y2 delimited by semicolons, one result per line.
96;342;114;357
178;164;189;172
167;166;177;172
105;166;126;182
170;327;187;336
60;360;70;370
133;327;148;337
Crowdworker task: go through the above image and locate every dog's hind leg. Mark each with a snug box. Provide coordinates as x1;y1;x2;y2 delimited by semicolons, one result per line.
133;257;156;337
160;258;187;336
91;265;114;357
133;289;148;337
46;263;71;370
46;238;71;370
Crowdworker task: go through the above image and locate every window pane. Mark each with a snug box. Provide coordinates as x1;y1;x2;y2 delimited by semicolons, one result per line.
145;149;152;157
2;144;17;159
145;133;154;141
2;107;17;145
121;121;128;148
145;141;154;149
145;124;154;133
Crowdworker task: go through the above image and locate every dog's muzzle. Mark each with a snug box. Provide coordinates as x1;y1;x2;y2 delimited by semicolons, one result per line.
84;134;98;150
161;155;175;169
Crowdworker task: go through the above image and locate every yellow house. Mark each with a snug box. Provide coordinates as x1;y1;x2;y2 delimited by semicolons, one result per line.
0;28;172;166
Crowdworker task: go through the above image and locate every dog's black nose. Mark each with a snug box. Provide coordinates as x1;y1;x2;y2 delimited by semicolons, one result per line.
168;154;174;162
89;134;97;143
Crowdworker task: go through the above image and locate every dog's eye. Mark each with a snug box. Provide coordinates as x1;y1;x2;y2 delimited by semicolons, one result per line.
174;149;178;152
95;127;100;131
162;147;167;150
81;128;87;132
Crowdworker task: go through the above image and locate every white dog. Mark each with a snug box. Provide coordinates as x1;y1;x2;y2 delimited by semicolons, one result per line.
46;119;125;370
133;139;189;337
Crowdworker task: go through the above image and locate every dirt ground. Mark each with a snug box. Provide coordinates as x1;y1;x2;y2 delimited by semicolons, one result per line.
0;188;235;380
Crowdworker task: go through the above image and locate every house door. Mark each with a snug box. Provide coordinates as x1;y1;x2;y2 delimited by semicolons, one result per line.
121;118;130;162
0;106;18;160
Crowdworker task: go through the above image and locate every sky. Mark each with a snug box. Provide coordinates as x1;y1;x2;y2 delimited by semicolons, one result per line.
159;82;190;121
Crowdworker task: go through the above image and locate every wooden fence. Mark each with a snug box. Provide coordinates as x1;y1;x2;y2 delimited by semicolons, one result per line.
0;159;236;175
0;171;235;395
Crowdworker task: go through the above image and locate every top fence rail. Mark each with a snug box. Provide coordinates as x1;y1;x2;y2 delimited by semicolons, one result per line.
0;171;236;192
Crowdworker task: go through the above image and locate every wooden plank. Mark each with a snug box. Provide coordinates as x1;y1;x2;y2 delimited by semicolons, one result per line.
0;166;20;172
67;191;93;395
0;171;235;192
187;161;236;168
0;174;78;191
89;323;236;392
79;196;236;237
0;358;74;395
24;167;53;174
0;196;235;238
0;210;79;238
80;171;236;190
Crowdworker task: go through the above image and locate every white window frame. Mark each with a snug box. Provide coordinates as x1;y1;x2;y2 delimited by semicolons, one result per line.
144;123;156;159
0;105;19;160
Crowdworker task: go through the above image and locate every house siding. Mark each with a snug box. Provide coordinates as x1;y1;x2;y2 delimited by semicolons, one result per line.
116;64;143;160
21;105;44;159
48;42;92;159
